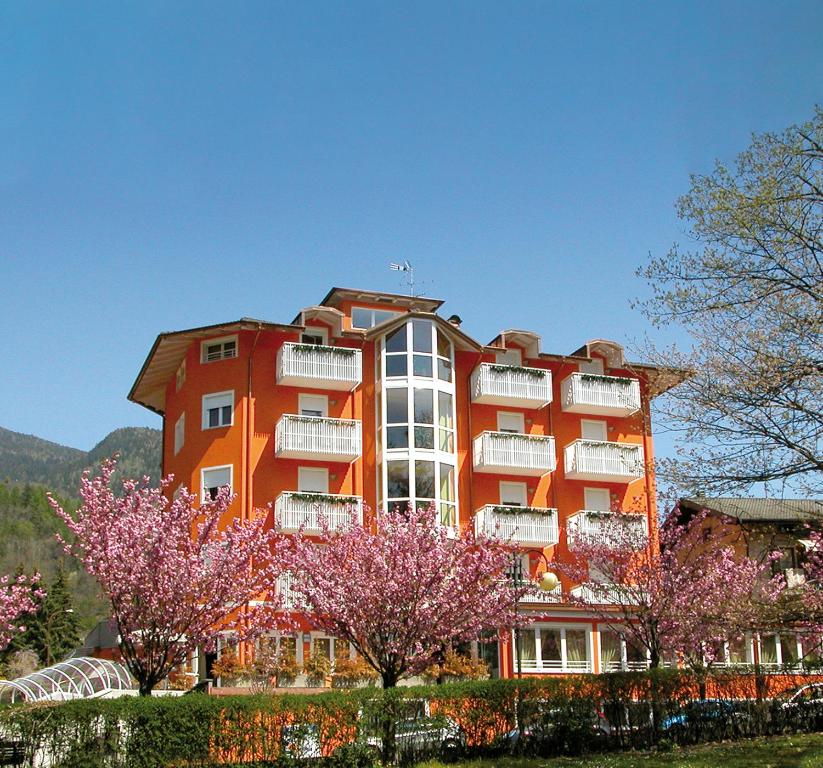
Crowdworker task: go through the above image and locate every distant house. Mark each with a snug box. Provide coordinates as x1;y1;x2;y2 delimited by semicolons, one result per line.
679;497;823;668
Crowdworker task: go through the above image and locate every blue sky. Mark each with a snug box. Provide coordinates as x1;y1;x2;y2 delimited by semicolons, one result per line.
1;1;821;458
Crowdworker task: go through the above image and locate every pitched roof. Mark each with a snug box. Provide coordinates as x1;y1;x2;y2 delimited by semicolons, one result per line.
682;497;823;523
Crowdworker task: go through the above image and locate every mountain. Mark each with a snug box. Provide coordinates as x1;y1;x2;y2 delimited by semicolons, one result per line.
0;426;162;495
0;425;162;634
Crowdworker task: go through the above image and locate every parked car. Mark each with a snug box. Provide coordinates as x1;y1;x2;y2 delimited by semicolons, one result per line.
504;702;611;756
774;683;823;728
661;699;752;742
361;699;465;762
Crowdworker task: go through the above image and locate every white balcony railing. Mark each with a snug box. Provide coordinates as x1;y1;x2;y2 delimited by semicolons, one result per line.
275;492;363;533
566;511;648;549
519;583;564;605
277;343;362;391
276;572;307;611
564;439;644;482
473;431;556;476
275;415;362;462
560;373;641;416
471;363;552;408
474;505;559;547
570;583;642;605
784;568;807;588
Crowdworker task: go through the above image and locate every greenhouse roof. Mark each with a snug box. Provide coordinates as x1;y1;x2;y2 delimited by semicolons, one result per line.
0;656;136;703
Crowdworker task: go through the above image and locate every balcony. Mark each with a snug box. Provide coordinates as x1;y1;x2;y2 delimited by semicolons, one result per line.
277;343;362;391
275;491;363;533
563;439;644;482
560;373;641;416
275;415;362;462
566;511;648;549
475;505;559;547
471;363;552;409
519;583;563;605
473;431;556;476
570;583;641;605
275;572;306;611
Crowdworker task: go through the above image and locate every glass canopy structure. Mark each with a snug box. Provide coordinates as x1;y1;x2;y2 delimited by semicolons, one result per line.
0;657;136;702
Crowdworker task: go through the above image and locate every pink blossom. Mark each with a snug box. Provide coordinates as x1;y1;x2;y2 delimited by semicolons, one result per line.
0;573;43;652
286;504;521;687
50;459;288;695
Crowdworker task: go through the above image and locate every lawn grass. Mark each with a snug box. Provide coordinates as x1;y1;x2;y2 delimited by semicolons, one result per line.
416;732;823;768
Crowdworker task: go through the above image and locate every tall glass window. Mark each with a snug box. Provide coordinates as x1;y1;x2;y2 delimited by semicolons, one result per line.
377;319;458;526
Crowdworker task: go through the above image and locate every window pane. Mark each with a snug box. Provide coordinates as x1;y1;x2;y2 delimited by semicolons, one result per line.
518;629;537;663
440;502;456;527
386;355;407;377
440;464;455;502
761;635;778;664
438;429;454;452
385;326;407;353
437;329;451;358
387;426;409;449
389;499;410;514
600;632;621;669
412;320;433;353
438;392;453;429
209;409;219;428
437;359;453;382
540;630;562;662
728;636;748;664
781;635;799;665
386;389;407;424
352;308;371;329
415;461;435;499
374;309;398;326
414;426;434;449
387;461;409;498
625;638;645;665
313;638;332;660
566;630;588;665
414;389;434;423
221;405;232;424
280;636;297;657
413;355;433;377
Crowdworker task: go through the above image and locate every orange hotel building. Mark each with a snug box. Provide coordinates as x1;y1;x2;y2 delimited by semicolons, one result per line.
128;287;682;681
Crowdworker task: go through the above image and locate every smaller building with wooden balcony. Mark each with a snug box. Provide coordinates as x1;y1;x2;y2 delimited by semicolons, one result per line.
274;491;364;533
473;431;556;476
275;415;362;462
471;363;552;409
560;372;641;417
563;439;644;482
276;343;362;391
474;504;559;547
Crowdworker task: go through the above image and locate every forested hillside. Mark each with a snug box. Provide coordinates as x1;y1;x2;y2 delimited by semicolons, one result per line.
0;425;162;633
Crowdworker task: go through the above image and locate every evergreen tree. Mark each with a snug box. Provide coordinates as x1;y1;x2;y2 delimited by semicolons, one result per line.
25;564;81;665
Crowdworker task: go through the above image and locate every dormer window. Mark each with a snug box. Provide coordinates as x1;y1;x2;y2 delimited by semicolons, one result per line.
201;336;237;363
301;326;328;345
351;307;401;329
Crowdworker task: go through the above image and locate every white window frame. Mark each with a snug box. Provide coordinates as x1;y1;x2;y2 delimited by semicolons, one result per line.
299;394;328;418
174;412;185;455
201;465;233;502
598;626;650;672
584;488;610;512
500;481;527;507
581;419;608;442
298;467;329;493
301;326;329;345
351;307;401;330
497;412;525;434
515;624;593;673
202;390;234;430
201;335;238;363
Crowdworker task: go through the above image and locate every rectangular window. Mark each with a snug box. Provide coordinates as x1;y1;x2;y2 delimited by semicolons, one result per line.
202;391;234;430
497;412;525;434
584;488;610;512
500;481;527;507
174;412;185;455
516;625;592;673
581;419;608;441
201;335;238;363
202;466;232;502
351;307;401;329
301;327;328;345
299;394;328;418
298;467;329;493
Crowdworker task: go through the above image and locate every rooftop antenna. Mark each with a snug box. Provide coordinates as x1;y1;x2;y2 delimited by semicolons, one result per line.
389;260;416;296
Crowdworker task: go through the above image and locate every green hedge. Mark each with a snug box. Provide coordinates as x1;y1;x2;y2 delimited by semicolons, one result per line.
2;671;822;767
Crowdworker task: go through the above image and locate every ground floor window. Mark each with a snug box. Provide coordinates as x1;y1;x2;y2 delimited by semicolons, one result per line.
515;625;592;673
599;628;649;672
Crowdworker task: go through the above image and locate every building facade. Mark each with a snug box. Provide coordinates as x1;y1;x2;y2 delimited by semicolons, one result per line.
129;287;680;680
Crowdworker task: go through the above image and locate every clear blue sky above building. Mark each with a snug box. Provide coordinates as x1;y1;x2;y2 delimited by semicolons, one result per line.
1;1;821;463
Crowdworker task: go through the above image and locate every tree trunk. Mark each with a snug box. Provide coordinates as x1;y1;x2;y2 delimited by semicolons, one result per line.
378;677;398;766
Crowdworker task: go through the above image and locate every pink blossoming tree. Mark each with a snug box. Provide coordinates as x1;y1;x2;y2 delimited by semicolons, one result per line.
561;506;771;669
0;573;43;652
50;459;286;695
287;505;521;689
